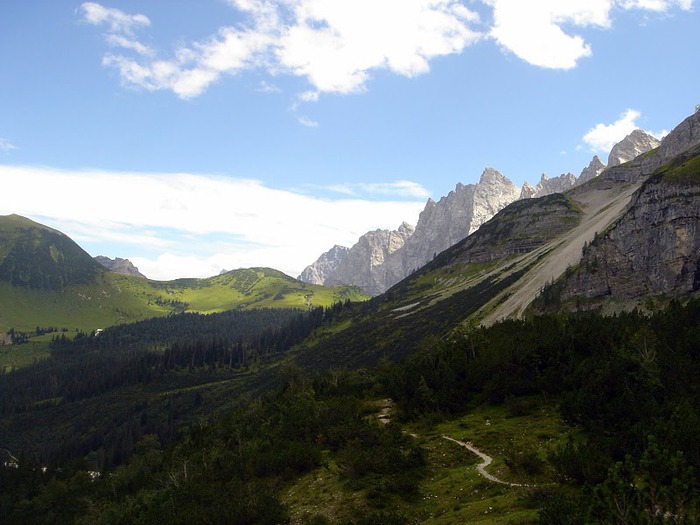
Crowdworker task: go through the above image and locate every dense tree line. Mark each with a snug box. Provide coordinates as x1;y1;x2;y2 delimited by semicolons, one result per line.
0;369;424;524
0;302;353;466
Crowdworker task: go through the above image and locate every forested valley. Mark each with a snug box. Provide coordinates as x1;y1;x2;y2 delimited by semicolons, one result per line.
2;300;700;523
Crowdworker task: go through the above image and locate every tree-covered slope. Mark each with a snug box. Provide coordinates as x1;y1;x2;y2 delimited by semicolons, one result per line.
0;215;102;290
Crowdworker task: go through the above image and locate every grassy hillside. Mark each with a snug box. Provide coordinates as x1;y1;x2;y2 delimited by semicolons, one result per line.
1;269;366;333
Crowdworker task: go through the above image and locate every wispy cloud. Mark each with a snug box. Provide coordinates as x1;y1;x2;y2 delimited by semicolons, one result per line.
297;116;319;128
0;165;425;280
0;138;17;152
323;180;432;199
257;80;281;93
80;2;150;35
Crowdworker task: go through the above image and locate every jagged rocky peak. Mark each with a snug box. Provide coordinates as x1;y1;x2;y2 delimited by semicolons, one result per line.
95;256;147;279
469;167;521;235
397;221;414;237
607;129;661;168
575;155;606;187
520;172;577;199
300;167;521;296
324;223;414;296
520;182;536;199
297;244;350;285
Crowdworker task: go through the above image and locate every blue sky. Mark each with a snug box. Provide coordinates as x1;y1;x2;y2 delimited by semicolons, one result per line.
1;0;698;280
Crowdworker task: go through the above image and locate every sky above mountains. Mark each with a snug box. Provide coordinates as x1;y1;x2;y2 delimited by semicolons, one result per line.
1;1;699;280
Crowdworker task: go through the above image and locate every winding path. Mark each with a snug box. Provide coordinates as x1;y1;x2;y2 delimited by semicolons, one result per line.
376;401;534;487
442;436;532;487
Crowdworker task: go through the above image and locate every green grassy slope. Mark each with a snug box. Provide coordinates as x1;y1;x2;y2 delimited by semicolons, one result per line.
0;269;367;333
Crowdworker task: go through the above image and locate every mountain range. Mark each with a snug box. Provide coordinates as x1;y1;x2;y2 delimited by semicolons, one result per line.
299;129;660;296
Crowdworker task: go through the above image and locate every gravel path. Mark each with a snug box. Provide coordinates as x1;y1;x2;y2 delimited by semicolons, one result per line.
442;436;533;487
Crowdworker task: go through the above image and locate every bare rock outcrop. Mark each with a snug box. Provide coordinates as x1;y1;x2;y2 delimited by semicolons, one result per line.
298;245;349;285
94;256;146;278
658;110;700;163
323;223;414;297
574;156;606;187
560;149;700;304
300;120;685;298
380;168;521;294
520;173;577;199
607;129;660;168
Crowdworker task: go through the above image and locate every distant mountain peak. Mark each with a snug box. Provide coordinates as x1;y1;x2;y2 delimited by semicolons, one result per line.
298;244;351;285
575;155;607;187
607;129;660;168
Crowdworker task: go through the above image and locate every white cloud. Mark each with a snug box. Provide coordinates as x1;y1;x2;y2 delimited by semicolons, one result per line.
81;1;482;100
81;1;695;97
0;165;425;280
485;0;694;69
102;27;272;99
486;0;612;69
274;0;482;94
618;0;694;10
0;138;17;152
582;109;642;152
105;34;153;56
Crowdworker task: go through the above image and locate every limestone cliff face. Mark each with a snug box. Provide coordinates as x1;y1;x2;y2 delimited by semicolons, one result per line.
297;245;349;285
560;152;700;304
607;129;661;168
553;113;700;306
323;223;414;296
658;111;700;163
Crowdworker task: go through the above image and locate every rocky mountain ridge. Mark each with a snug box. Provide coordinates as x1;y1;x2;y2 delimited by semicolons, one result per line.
300;129;661;296
95;256;147;279
550;141;700;310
